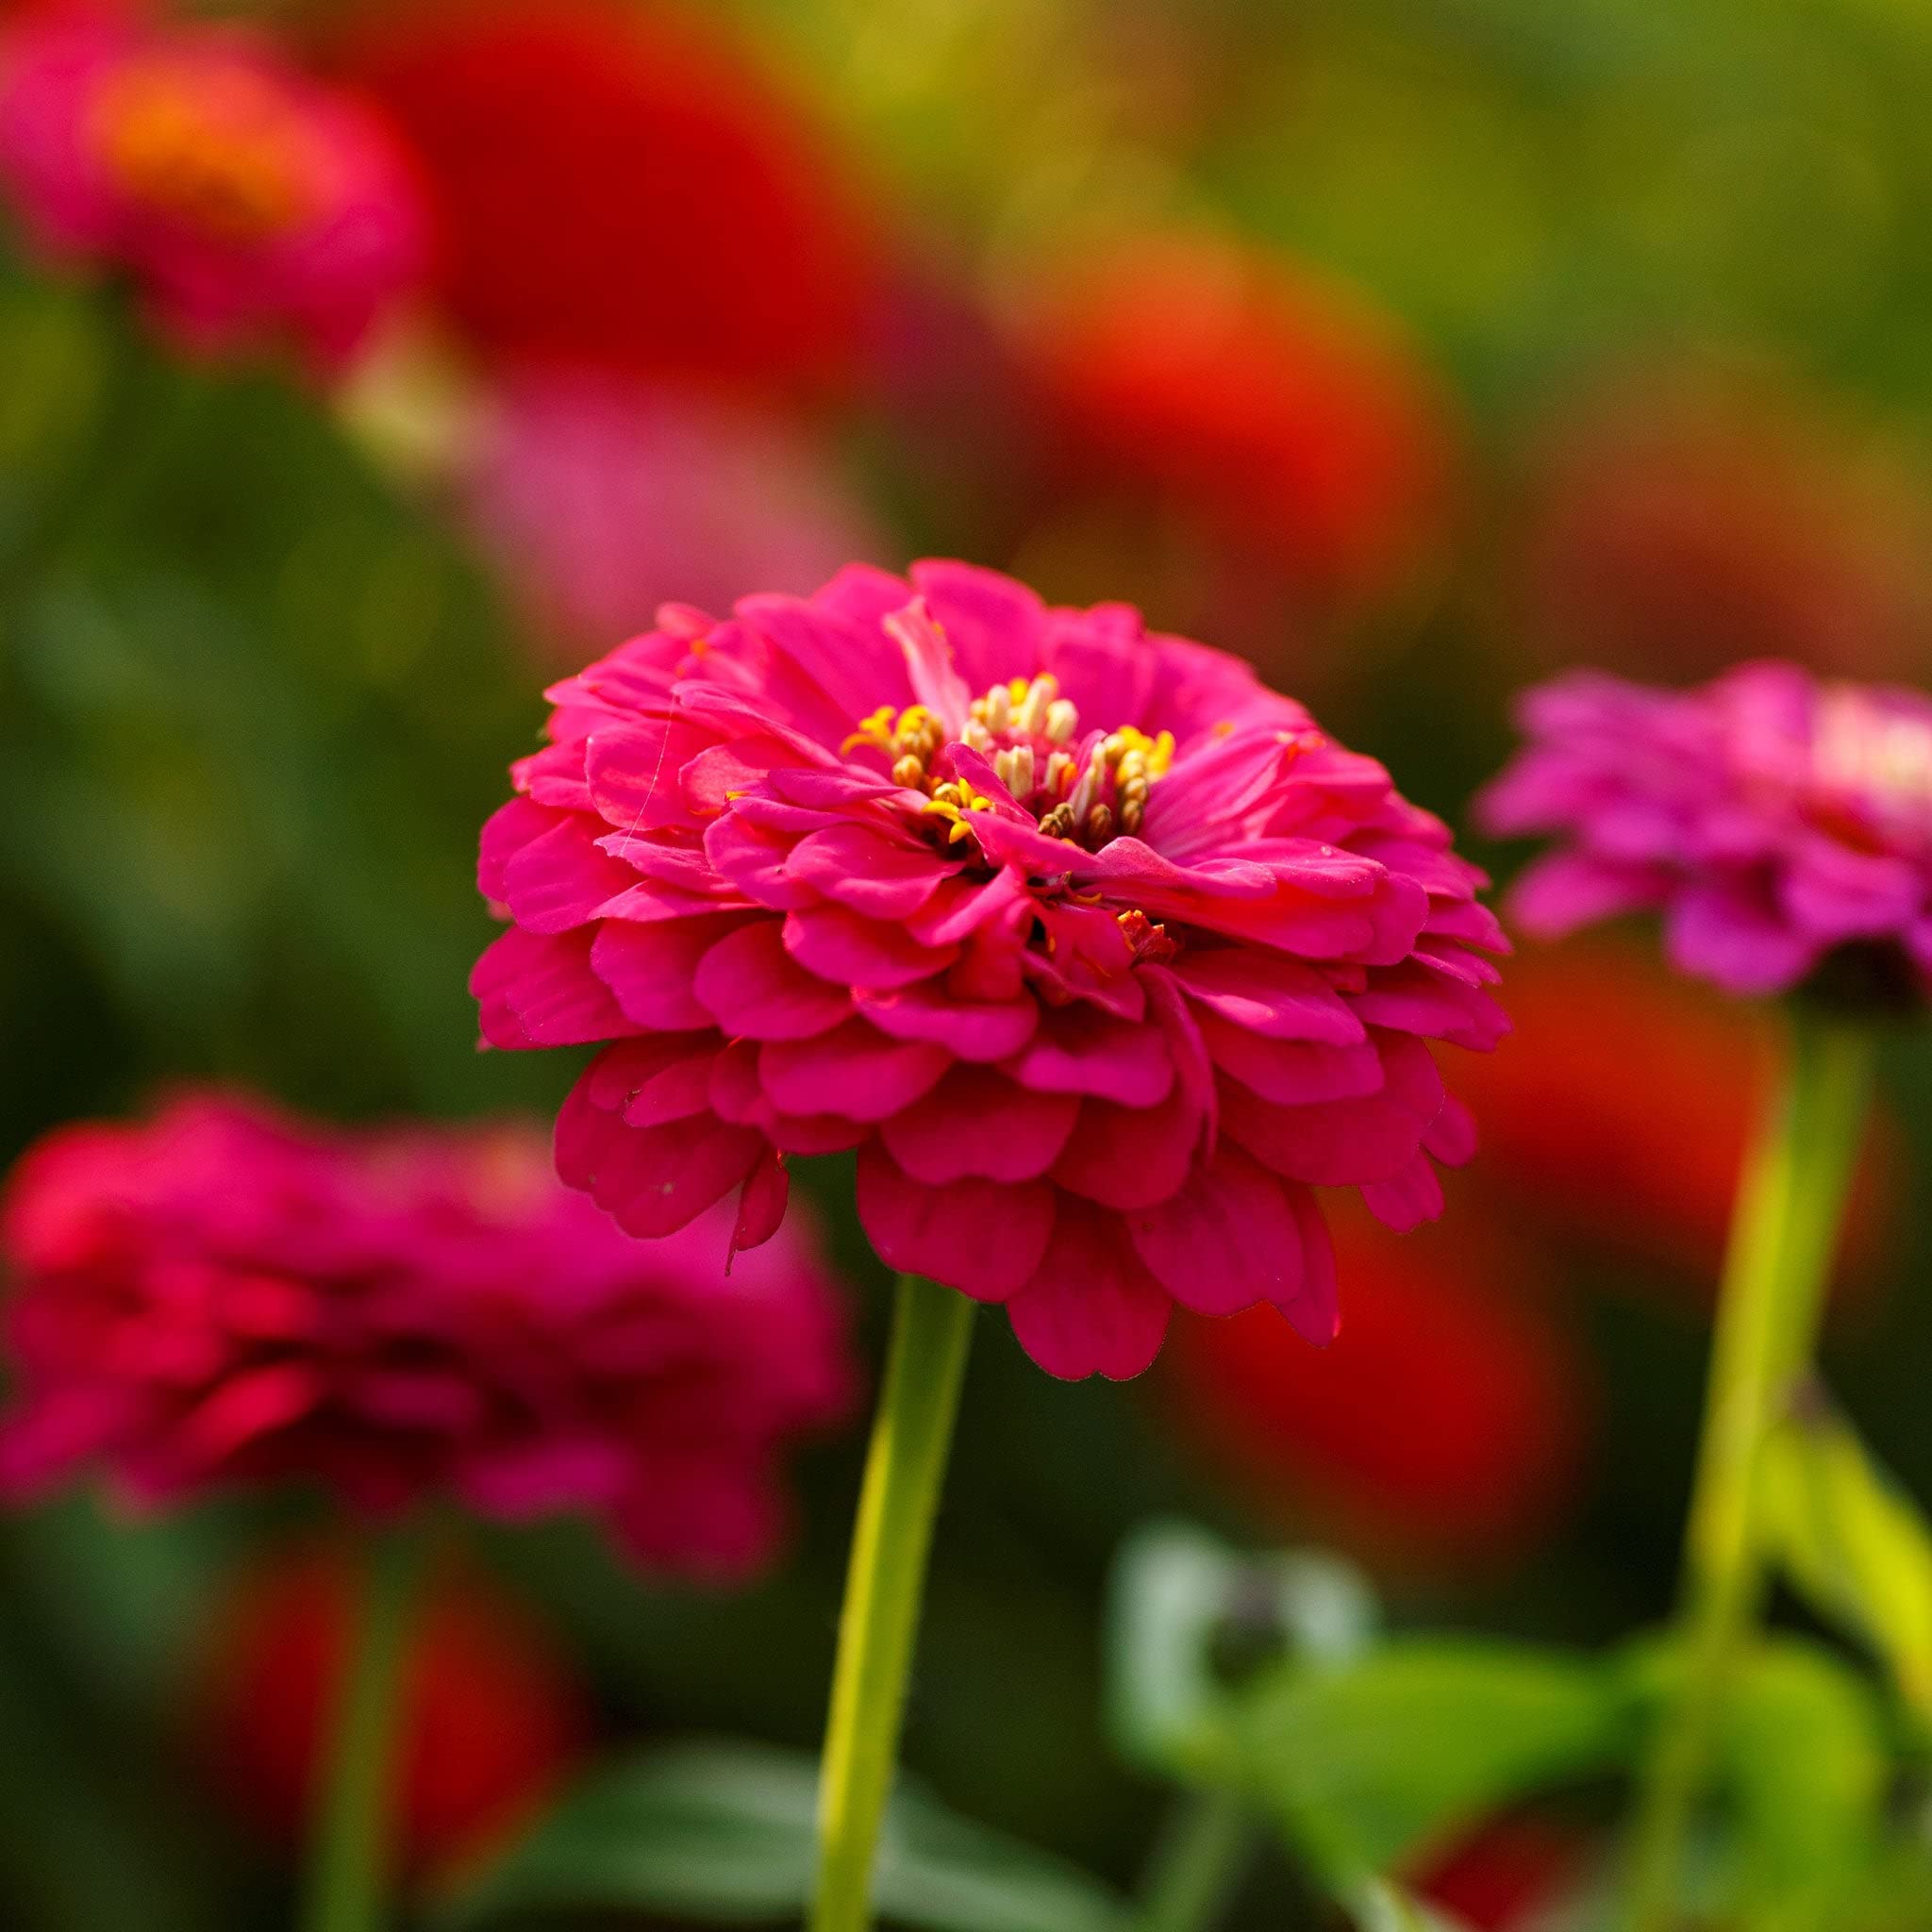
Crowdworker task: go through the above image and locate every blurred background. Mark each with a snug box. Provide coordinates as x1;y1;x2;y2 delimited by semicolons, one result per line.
3;0;1932;1925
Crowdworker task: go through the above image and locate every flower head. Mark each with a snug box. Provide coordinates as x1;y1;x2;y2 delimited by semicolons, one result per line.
0;1093;854;1577
1479;662;1932;1001
0;16;425;370
472;560;1507;1380
341;0;875;396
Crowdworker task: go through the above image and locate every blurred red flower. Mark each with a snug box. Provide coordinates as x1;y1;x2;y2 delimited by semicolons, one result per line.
1021;232;1457;610
1516;369;1932;684
1160;1205;1589;1566
339;0;878;399
195;1541;590;1880
1411;1815;1589;1931
1454;935;1895;1289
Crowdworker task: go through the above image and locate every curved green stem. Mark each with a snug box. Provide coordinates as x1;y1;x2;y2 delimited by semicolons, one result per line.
1623;1012;1876;1932
1135;1791;1255;1932
811;1274;975;1932
299;1528;423;1932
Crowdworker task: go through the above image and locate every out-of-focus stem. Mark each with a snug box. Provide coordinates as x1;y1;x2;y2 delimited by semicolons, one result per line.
1623;1012;1875;1932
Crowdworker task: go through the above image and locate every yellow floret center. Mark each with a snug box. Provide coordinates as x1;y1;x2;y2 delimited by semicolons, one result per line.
846;675;1177;852
92;59;317;244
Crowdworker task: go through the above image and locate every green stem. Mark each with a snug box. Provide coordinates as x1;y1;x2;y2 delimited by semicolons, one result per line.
1135;1791;1255;1932
299;1529;423;1932
811;1274;976;1932
1623;1011;1876;1932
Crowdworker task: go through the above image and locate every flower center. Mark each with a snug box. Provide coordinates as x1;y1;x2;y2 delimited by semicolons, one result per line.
92;59;317;245
845;675;1174;851
1808;686;1932;854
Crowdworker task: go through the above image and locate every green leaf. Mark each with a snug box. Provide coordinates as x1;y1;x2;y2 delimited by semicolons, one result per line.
442;1739;1132;1932
1106;1520;1379;1775
1760;1392;1932;1726
1231;1639;1636;1882
1716;1639;1890;1932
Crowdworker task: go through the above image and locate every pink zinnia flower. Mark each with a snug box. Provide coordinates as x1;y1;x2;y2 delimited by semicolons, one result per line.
0;1094;854;1578
1479;663;1932;1000
0;15;425;371
465;373;885;659
471;560;1507;1380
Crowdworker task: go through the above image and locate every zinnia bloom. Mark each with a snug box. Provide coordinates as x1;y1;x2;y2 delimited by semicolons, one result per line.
1479;662;1932;1000
341;0;875;398
196;1541;589;1879
0;1094;853;1577
0;15;425;370
471;559;1507;1380
1162;1208;1587;1563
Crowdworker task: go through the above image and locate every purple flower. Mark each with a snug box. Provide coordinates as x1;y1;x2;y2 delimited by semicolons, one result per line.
1479;662;1932;998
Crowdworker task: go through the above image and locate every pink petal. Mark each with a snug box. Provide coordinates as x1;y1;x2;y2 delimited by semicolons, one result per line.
1005;1201;1171;1381
472;927;634;1049
498;815;641;935
879;1067;1079;1183
555;1084;766;1237
693;921;853;1040
729;1151;791;1263
1005;1008;1174;1107
1171;949;1364;1043
758;1022;951;1121
1360;1155;1446;1232
1126;1142;1307;1317
585;717;720;833
1198;1013;1385;1105
786;824;958;920
1050;1094;1201;1210
855;1143;1055;1301
783;905;960;990
591;919;728;1029
1218;1076;1425;1188
1283;1186;1340;1344
854;981;1039;1061
1663;882;1816;997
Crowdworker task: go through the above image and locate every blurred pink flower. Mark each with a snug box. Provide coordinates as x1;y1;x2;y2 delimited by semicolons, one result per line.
466;374;885;656
472;560;1506;1381
0;1094;854;1578
1480;664;1932;1000
0;15;425;371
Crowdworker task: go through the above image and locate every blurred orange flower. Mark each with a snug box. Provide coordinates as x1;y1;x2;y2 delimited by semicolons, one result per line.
194;1541;590;1881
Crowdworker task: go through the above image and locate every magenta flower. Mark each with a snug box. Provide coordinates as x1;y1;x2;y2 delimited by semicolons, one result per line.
0;16;425;371
472;560;1507;1380
0;1094;854;1579
1479;662;1932;999
465;373;884;658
